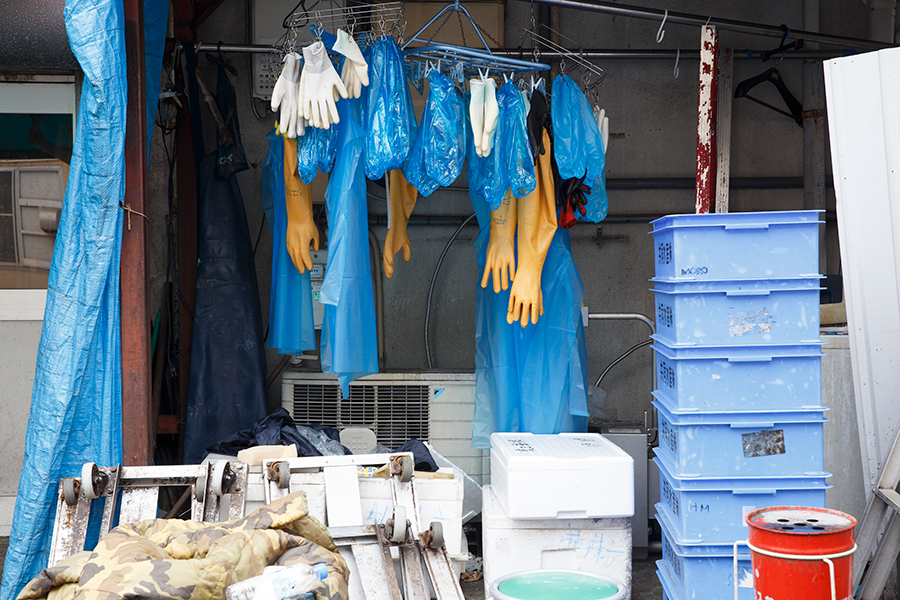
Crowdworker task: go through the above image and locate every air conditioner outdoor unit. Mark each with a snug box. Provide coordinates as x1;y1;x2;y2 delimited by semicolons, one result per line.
281;371;489;484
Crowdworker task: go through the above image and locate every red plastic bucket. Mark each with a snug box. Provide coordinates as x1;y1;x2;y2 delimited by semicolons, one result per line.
744;506;857;600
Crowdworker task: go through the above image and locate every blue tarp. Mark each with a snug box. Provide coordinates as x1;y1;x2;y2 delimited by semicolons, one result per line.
1;1;168;597
320;98;378;397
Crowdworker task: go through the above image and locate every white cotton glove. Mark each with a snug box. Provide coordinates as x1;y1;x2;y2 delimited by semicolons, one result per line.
271;52;302;138
301;41;348;129
469;78;486;157
480;78;499;156
333;29;369;99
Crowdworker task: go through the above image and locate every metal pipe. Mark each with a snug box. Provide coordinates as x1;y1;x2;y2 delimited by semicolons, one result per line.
196;42;855;60
529;0;893;50
587;312;657;436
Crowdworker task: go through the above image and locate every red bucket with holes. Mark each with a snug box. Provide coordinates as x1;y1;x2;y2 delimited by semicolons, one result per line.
746;506;857;600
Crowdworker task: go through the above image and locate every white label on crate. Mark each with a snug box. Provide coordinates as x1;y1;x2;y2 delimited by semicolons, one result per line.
742;506;756;527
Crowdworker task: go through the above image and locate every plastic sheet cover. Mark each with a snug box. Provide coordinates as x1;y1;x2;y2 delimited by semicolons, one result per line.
262;131;316;355
320;98;378;397
404;70;467;196
551;74;608;223
1;0;166;595
363;36;416;180
296;123;339;184
471;193;589;449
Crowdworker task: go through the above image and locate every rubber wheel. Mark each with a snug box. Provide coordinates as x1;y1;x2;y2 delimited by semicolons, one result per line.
398;456;413;483
211;461;229;496
389;505;407;543
428;521;444;549
276;462;291;489
81;463;100;500
63;478;79;507
194;476;206;502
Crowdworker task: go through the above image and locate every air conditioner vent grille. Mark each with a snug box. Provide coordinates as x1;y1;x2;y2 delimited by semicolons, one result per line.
290;383;430;449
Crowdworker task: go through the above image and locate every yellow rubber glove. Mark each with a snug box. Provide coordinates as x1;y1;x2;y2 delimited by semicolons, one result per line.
507;128;557;327
383;170;418;278
481;189;518;293
283;137;320;273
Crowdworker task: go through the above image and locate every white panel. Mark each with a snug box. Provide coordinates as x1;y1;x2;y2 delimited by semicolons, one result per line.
0;289;46;321
0;83;76;115
824;49;900;493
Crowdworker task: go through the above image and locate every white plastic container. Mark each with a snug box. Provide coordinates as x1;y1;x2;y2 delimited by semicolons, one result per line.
482;485;632;600
490;433;634;519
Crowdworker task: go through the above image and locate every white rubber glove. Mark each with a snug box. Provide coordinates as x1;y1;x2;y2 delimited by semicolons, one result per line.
601;115;609;154
301;41;348;129
271;52;302;138
480;77;499;156
333;29;369;99
469;78;486;157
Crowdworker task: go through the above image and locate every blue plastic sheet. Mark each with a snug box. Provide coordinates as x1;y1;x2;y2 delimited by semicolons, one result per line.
296;124;339;184
320;98;378;397
470;189;588;448
364;36;416;180
469;82;535;210
551;74;608;223
0;0;170;595
422;70;466;187
262;131;316;355
498;82;535;199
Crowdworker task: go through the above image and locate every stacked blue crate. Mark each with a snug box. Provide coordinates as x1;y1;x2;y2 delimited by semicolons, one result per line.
649;210;828;600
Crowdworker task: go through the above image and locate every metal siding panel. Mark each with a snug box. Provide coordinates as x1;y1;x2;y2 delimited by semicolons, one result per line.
824;49;900;494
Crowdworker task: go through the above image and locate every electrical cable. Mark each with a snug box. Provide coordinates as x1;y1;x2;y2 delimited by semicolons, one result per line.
594;338;652;387
424;213;477;369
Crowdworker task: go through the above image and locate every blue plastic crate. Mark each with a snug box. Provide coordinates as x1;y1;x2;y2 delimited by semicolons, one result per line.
656;562;680;600
657;506;755;600
656;454;830;544
651;210;822;281
654;396;828;478
652;279;822;347
652;336;824;412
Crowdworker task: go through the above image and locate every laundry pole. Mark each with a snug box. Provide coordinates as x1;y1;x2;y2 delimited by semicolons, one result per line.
695;25;718;214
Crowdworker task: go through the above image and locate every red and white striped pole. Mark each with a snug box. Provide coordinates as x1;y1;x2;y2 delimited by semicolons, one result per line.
695;25;718;214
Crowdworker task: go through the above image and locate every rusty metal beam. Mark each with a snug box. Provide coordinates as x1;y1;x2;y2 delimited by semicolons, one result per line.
695;25;718;214
122;0;153;466
196;0;228;28
173;0;197;42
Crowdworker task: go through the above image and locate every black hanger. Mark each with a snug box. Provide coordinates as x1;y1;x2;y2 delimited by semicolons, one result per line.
733;67;803;127
761;25;804;62
205;42;237;76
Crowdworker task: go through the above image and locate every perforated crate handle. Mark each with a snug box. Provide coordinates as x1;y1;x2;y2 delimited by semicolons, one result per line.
733;540;857;600
725;289;772;297
729;422;775;429
727;356;775;363
730;488;777;495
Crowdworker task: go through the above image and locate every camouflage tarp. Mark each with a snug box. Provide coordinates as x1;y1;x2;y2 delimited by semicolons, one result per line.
16;492;349;600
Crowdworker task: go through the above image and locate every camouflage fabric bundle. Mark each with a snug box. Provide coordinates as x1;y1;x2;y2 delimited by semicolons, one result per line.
18;492;349;600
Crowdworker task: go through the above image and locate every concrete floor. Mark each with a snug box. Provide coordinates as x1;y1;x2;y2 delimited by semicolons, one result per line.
0;537;662;599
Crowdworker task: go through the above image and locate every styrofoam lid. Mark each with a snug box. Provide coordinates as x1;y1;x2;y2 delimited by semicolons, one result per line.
490;433;633;470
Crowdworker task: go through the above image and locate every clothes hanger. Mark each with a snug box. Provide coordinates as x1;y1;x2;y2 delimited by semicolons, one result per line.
733;67;803;127
761;25;804;62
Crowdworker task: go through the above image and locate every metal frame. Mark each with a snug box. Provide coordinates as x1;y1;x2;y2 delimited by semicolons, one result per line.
401;0;549;78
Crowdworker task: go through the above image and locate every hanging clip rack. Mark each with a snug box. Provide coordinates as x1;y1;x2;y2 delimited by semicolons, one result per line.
401;0;549;83
284;1;405;43
525;25;606;89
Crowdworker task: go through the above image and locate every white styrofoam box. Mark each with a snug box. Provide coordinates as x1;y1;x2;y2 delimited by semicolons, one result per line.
490;433;634;519
482;485;632;600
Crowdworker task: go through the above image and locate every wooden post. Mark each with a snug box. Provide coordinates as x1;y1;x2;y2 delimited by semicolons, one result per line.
695;25;718;214
715;47;733;214
121;0;152;466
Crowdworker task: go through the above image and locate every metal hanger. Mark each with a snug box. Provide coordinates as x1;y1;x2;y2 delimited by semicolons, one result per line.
733;67;803;127
402;0;549;83
525;25;606;86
